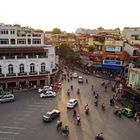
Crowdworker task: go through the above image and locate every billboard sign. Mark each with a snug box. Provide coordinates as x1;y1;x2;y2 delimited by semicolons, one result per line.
106;46;121;52
103;60;123;66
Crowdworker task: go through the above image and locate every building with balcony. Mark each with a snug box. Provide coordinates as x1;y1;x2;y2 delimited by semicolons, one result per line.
0;23;56;90
122;27;140;45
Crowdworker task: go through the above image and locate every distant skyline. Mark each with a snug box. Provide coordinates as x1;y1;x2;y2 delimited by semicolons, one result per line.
0;0;140;32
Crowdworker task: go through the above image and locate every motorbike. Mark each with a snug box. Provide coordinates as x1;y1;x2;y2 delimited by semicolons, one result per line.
85;107;89;115
70;85;73;90
77;116;81;125
73;110;77;117
61;125;69;136
56;121;62;130
77;89;80;95
95;135;105;140
113;105;122;118
101;104;105;111
101;82;105;86
110;99;114;106
94;100;98;106
67;90;70;96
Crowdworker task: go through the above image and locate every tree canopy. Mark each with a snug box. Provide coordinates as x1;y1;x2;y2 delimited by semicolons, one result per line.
52;28;61;34
57;43;81;64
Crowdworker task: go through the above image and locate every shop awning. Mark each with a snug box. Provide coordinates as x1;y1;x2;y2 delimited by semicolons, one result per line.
102;64;123;70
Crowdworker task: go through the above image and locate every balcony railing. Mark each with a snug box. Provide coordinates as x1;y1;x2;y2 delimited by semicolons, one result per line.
39;71;50;74
18;72;27;76
0;74;5;77
29;71;38;75
6;73;16;77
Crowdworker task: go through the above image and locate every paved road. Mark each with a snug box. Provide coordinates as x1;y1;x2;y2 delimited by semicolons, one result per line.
0;71;140;140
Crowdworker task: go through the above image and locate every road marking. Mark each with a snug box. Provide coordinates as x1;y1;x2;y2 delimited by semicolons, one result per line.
0;126;25;130
0;131;19;135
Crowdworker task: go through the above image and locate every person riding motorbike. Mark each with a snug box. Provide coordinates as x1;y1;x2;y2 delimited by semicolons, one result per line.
101;103;105;111
70;85;73;90
86;78;88;84
77;114;81;125
95;132;104;140
77;88;80;94
56;120;62;130
67;89;70;96
85;104;89;114
73;109;77;117
94;98;98;106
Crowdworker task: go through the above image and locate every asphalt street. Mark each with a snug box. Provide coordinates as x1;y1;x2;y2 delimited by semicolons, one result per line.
0;71;140;140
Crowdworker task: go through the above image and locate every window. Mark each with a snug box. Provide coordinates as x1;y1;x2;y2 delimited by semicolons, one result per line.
41;63;45;72
28;39;31;44
17;39;26;44
131;73;135;82
8;64;13;74
11;39;15;44
0;30;8;34
10;30;15;34
32;39;41;44
30;63;35;72
0;39;9;44
0;65;2;74
19;64;24;73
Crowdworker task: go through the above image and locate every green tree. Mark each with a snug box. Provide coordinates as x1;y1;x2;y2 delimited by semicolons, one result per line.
52;28;61;34
57;43;81;64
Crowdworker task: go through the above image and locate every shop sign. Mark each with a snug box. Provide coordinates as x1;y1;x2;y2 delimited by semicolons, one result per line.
103;60;122;66
106;46;121;52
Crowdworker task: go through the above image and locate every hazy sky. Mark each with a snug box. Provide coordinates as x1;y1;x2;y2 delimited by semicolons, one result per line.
0;0;140;32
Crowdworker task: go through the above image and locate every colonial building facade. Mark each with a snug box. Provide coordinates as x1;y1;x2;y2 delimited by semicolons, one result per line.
0;23;56;90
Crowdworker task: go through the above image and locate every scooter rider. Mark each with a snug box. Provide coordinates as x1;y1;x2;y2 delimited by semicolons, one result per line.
56;119;62;130
77;88;80;94
73;109;77;117
85;103;89;114
67;89;70;96
101;103;105;110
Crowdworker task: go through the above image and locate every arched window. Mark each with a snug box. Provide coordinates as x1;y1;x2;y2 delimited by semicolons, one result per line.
41;63;45;72
0;65;2;74
20;64;24;73
8;64;13;74
30;63;35;72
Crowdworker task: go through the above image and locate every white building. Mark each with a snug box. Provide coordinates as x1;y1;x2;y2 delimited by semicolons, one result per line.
0;23;57;89
128;68;140;91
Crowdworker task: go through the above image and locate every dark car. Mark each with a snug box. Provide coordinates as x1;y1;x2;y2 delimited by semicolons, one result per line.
42;109;60;122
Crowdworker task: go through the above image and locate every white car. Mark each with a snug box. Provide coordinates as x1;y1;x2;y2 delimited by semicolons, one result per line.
78;76;84;83
38;86;52;93
73;72;78;78
40;90;56;98
67;99;78;108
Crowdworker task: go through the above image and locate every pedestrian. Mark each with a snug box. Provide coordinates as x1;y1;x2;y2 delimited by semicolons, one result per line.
93;91;96;96
105;84;107;92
